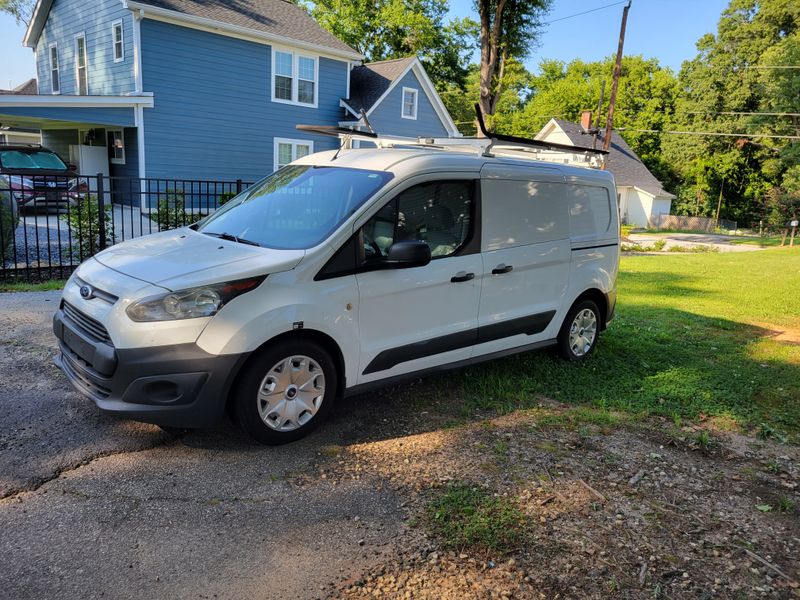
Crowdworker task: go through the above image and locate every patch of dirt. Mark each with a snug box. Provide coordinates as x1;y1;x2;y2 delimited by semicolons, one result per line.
320;405;800;599
753;322;800;346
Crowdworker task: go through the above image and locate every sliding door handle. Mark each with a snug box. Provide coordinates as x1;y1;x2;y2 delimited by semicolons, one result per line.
451;271;475;283
492;264;513;275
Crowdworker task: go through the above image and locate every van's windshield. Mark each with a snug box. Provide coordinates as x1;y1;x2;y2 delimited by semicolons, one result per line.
197;165;393;250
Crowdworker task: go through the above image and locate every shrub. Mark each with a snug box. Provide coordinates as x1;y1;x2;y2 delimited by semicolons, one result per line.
61;195;112;260
653;238;667;251
620;224;634;240
218;191;237;206
153;189;205;230
0;184;18;263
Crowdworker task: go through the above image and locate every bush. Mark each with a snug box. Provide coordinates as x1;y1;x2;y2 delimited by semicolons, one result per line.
153;189;205;230
218;191;237;206
0;184;18;263
653;238;667;251
61;195;112;260
620;224;634;240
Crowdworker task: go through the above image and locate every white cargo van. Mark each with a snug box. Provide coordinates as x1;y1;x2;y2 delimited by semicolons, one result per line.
53;135;618;444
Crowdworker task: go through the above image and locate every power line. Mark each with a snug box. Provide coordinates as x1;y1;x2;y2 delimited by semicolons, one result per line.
617;127;800;140
545;1;629;25
685;110;800;117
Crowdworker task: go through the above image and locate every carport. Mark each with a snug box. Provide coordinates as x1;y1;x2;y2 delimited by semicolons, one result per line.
0;94;153;180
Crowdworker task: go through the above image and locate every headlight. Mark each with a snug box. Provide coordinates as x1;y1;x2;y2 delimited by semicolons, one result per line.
126;276;266;322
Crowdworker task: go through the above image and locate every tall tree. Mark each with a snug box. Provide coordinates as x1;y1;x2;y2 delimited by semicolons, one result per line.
0;0;35;26
306;0;478;90
475;0;551;129
661;0;800;223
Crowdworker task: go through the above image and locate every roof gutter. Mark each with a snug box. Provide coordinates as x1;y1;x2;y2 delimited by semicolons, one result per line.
122;0;363;62
0;94;155;108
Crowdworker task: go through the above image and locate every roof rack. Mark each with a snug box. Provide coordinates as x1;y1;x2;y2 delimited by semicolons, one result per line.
296;104;607;165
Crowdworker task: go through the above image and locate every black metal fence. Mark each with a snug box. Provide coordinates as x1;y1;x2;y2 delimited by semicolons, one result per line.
0;173;252;282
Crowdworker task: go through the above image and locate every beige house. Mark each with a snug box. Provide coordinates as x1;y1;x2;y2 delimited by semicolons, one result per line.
535;118;674;228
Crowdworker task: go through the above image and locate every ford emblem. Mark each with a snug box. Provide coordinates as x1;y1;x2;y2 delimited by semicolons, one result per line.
79;285;94;299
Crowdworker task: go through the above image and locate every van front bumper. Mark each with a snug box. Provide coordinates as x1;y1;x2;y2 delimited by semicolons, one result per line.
53;309;248;428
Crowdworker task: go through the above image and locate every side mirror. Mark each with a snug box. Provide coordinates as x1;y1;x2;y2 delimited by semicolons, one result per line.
386;240;431;268
68;165;78;172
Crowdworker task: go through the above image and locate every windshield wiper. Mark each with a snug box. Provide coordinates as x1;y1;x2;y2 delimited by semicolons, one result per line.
202;231;261;247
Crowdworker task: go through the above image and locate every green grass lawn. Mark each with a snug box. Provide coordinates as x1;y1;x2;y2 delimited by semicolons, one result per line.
730;236;788;247
441;248;800;438
0;280;66;293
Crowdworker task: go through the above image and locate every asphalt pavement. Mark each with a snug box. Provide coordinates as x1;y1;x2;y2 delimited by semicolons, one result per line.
0;292;411;599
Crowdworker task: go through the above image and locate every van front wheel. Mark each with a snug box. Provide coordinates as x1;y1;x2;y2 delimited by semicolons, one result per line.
233;340;337;445
557;300;600;362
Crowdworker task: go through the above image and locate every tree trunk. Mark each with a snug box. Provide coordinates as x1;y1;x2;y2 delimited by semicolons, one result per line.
477;0;508;134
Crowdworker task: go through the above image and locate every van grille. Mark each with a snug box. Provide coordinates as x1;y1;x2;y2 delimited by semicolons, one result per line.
61;345;112;399
62;301;112;345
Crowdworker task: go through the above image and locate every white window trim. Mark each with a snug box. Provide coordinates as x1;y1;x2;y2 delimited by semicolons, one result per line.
270;46;319;108
401;87;418;120
48;42;60;95
74;32;88;95
273;137;314;172
108;129;126;165
112;19;124;63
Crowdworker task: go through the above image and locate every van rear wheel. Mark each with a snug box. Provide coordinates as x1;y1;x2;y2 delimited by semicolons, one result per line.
557;299;600;362
233;340;337;445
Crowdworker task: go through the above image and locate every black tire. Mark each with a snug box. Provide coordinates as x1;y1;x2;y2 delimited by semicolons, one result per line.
557;299;601;362
233;339;337;445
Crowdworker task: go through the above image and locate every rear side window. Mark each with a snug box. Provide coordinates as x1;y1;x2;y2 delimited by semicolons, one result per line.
568;185;612;239
480;179;568;251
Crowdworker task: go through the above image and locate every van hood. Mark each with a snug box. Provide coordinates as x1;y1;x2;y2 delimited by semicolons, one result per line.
94;228;305;290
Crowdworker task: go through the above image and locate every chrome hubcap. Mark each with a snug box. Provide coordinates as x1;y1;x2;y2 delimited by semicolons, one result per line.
568;309;597;357
257;355;325;432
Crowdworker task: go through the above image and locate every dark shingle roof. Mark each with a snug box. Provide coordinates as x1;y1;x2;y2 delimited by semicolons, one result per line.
552;119;674;198
133;0;359;56
0;79;38;95
344;57;417;113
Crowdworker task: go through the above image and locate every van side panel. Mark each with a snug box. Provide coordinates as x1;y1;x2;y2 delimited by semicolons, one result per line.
472;166;571;357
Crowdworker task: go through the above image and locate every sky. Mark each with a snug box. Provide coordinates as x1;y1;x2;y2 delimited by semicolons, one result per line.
0;0;730;90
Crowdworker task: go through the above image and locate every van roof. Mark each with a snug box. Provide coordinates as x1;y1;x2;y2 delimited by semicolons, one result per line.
295;148;616;185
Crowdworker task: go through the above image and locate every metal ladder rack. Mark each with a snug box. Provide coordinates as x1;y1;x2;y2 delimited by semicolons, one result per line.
297;104;608;167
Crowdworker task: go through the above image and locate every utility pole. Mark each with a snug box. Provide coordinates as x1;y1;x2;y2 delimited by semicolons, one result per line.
603;1;632;154
593;80;605;150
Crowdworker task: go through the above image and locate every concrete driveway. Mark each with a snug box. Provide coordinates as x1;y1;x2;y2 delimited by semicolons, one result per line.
627;232;764;252
0;292;414;600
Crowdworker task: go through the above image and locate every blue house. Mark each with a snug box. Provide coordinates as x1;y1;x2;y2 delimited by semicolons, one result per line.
0;0;459;189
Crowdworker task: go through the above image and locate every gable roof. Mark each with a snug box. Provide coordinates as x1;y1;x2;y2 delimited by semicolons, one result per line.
25;0;361;59
546;118;674;198
342;56;459;137
0;79;38;95
344;57;417;114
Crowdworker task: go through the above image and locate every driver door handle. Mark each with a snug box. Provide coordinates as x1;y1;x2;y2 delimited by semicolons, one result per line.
451;271;475;283
492;264;513;275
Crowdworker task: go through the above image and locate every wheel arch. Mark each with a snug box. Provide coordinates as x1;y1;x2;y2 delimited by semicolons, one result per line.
571;288;609;330
224;328;347;415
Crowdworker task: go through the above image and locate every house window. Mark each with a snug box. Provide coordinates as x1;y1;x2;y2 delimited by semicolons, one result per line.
401;87;418;120
112;20;124;62
49;43;60;94
274;138;313;171
75;34;88;95
272;49;317;107
107;129;125;164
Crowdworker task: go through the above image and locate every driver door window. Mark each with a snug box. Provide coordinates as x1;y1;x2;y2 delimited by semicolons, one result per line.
361;180;474;264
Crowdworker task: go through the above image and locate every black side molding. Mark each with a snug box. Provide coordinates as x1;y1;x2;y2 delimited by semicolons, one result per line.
362;310;555;375
571;242;619;251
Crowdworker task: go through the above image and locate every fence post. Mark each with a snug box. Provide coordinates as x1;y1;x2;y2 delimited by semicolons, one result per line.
96;174;107;251
236;179;243;195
